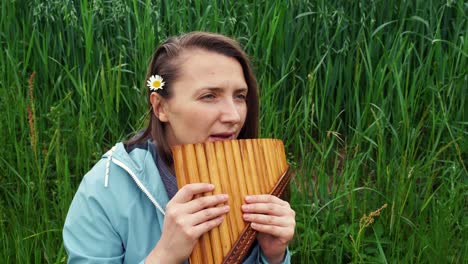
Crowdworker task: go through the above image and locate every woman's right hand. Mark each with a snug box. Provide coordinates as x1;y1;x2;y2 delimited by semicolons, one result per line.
145;183;229;264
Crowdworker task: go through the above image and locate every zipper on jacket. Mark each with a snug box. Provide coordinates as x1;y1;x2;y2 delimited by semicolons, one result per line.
111;158;166;216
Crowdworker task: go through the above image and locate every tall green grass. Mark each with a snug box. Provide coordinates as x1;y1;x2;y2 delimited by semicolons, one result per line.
1;0;466;263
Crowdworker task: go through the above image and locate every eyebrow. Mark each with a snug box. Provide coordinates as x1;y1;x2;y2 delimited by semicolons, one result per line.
200;87;248;93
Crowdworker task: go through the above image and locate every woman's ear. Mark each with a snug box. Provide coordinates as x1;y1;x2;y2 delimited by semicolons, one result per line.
150;92;169;122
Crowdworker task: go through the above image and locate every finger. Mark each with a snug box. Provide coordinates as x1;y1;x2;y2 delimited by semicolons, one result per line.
192;215;226;237
191;205;230;225
245;195;289;207
243;213;293;227
251;222;293;239
172;183;214;203
185;194;229;214
241;203;286;216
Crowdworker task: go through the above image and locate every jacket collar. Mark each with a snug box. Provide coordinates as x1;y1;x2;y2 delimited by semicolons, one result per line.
103;141;169;215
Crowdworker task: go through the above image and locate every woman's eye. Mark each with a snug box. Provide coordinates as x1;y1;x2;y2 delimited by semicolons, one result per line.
201;94;216;100
236;94;247;101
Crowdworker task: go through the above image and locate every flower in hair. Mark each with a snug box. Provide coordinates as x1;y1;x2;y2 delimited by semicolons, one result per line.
147;75;165;91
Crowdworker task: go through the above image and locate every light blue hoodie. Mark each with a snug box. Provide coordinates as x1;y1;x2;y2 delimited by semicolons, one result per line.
63;141;291;263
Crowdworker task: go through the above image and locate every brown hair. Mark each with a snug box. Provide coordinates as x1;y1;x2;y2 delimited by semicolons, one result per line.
126;32;259;165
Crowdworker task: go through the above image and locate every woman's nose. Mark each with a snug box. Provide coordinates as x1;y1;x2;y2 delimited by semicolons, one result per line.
220;99;242;124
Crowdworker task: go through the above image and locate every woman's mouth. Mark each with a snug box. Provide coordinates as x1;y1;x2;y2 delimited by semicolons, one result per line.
208;133;235;141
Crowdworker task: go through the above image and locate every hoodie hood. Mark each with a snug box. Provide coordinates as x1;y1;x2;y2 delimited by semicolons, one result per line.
102;141;168;215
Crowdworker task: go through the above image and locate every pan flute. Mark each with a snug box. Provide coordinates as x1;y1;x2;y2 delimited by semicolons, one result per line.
172;138;291;264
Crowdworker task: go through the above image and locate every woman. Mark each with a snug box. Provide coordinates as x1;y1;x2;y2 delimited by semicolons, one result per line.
63;32;295;264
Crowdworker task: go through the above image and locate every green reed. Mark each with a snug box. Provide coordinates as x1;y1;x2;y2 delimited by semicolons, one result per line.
0;0;466;263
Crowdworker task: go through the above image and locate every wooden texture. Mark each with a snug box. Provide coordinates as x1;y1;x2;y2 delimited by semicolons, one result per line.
172;139;289;264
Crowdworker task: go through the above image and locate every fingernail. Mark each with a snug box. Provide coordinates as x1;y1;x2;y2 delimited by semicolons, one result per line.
245;196;252;202
224;205;230;212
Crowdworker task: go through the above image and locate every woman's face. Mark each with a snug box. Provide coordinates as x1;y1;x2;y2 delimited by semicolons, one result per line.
155;49;248;147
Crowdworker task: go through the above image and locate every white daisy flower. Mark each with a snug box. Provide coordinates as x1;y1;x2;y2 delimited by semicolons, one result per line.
147;75;165;91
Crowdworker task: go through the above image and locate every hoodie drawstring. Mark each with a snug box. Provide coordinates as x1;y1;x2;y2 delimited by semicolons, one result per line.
104;146;116;188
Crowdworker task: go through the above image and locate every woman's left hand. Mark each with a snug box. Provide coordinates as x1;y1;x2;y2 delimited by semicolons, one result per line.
241;195;295;264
